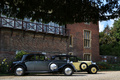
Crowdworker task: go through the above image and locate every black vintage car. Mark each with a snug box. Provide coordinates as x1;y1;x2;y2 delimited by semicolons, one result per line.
51;55;99;74
9;54;76;76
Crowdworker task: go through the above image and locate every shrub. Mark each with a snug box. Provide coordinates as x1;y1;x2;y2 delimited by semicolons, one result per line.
0;58;9;73
97;62;120;71
15;51;29;60
97;62;111;70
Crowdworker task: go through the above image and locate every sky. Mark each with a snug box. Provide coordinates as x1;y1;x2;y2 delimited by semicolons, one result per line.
99;19;115;32
99;0;120;32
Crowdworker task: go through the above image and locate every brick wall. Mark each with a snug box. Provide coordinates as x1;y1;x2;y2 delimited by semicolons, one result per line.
67;22;100;61
0;27;68;62
0;22;100;62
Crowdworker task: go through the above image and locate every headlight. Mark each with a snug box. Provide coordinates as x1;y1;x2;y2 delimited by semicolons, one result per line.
91;61;96;65
92;62;96;65
50;63;58;71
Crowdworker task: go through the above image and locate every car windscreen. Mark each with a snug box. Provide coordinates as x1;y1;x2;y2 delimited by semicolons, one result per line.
51;56;67;61
69;56;78;62
25;55;35;61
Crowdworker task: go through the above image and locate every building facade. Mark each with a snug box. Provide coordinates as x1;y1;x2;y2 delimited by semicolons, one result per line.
67;22;100;62
0;17;100;62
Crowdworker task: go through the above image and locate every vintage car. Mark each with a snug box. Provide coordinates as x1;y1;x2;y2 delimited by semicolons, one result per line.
9;54;76;76
51;55;99;74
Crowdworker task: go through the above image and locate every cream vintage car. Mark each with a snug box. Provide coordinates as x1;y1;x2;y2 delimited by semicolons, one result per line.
51;55;99;74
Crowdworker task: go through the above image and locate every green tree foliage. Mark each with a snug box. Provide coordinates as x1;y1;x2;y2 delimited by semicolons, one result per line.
99;19;120;56
111;19;120;44
99;33;116;45
0;0;120;24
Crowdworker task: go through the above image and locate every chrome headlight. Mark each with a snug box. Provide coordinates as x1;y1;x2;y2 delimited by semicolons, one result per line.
92;62;96;65
91;61;96;65
50;63;58;71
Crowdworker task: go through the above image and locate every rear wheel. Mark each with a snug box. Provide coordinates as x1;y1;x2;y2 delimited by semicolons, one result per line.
88;66;97;74
63;66;73;76
14;66;25;76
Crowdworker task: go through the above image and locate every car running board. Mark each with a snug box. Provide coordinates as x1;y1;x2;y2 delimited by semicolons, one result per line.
25;71;51;73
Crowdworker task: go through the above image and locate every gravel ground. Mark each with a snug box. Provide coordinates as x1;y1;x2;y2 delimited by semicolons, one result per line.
0;71;120;80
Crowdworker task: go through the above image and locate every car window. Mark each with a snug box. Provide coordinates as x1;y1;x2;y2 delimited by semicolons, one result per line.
60;57;67;60
40;55;45;60
51;56;59;60
25;55;35;61
35;55;45;61
55;57;60;60
35;55;40;61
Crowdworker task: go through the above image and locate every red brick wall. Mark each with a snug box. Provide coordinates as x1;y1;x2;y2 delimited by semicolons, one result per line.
0;22;100;62
67;22;100;61
0;28;68;62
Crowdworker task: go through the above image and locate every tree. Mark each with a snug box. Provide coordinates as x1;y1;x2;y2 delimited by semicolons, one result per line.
111;19;120;44
99;25;116;45
99;21;120;56
0;0;120;24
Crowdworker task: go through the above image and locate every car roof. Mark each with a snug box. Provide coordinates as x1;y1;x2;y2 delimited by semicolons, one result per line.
24;54;45;56
52;55;76;57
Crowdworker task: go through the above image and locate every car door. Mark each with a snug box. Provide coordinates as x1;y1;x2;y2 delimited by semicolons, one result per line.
24;55;36;71
34;55;50;71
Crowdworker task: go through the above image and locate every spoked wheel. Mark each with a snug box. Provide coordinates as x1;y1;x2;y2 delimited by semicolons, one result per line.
14;66;25;76
63;66;73;76
80;63;88;71
88;66;98;74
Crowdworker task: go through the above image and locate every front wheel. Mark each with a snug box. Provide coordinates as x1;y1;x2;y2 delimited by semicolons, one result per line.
63;66;73;76
88;66;98;74
14;66;25;76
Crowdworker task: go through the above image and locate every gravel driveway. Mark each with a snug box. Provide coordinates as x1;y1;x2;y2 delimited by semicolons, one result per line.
0;71;120;80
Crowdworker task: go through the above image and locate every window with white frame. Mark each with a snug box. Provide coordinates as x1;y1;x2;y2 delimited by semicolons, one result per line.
84;30;91;48
84;53;91;61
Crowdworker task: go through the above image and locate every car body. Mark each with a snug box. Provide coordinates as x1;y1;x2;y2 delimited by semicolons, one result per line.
51;55;99;74
9;54;76;76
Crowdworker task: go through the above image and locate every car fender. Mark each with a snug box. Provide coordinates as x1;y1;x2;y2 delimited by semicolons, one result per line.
11;63;27;72
57;63;77;72
87;64;99;70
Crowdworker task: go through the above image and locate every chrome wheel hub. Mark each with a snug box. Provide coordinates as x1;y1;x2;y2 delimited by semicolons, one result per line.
65;67;72;75
16;68;23;75
50;63;58;71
